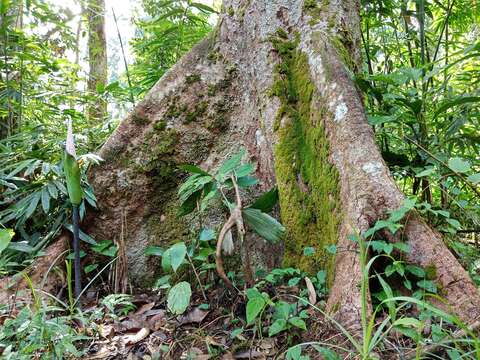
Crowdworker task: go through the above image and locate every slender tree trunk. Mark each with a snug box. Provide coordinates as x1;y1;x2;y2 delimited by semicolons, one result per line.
15;0;479;332
86;0;107;124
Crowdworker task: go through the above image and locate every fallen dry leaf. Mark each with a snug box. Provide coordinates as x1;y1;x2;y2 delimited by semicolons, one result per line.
121;327;150;345
134;302;155;316
305;276;317;305
98;324;115;339
233;349;265;359
177;307;209;325
147;312;167;331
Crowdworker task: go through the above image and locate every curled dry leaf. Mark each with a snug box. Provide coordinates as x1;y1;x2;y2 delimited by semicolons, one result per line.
121;327;150;345
304;276;317;305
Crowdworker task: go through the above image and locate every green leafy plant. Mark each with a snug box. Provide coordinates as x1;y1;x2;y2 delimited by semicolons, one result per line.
178;148;285;290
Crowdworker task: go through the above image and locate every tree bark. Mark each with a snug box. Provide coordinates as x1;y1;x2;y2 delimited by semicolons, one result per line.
81;0;479;330
86;0;107;123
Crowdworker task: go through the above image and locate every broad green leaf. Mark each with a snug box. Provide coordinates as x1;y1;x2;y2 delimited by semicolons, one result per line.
406;265;425;278
288;317;307;330
448;157;471;173
154;275;172;290
237;175;258;188
249;187;279;213
312;345;341;360
467;173;480;184
242;207;285;243
268;319;287;336
367;115;397;125
217;148;245;179
273;301;293;320
24;192;41;219
170;242;187;272
41;188;50;213
415;167;435;177
178;164;210;176
417;280;437;293
393;317;422;328
434;96;480;119
84;264;98;274
246;297;265;324
393;242;409;253
65;224;97;245
163;242;187;272
246;287;263;300
235;163;255;177
0;228;14;255
230;327;244;339
8;241;34;253
370;240;387;253
178;174;212;203
167;281;191;315
199;228;216;241
286;346;302;360
384;243;394;255
67;250;86;259
145;246;164;256
162;248;172;272
446;218;461;229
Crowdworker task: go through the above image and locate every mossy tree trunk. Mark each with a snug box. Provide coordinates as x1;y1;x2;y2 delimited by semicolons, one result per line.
44;0;480;331
86;0;107;124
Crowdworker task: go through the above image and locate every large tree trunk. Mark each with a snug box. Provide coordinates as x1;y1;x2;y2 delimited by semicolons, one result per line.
84;0;480;330
86;0;107;123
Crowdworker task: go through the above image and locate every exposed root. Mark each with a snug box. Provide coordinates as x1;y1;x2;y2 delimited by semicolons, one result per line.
0;234;69;306
216;213;237;292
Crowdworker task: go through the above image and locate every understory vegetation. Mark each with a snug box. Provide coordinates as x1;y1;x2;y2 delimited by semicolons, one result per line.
0;0;479;359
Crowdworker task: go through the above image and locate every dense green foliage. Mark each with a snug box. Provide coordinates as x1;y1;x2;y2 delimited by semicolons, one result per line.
0;0;214;275
361;0;480;222
129;0;214;96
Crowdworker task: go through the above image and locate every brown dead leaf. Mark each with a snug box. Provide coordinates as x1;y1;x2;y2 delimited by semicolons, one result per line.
177;307;209;325
147;312;167;331
133;302;155;316
205;335;225;347
144;308;166;317
233;349;265;359
98;324;115;339
182;347;210;359
221;352;235;360
114;317;147;332
87;341;120;359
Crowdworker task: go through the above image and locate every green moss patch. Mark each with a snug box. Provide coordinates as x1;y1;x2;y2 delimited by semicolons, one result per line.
270;31;341;284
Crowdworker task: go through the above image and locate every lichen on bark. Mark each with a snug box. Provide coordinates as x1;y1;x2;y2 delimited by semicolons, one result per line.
270;31;341;283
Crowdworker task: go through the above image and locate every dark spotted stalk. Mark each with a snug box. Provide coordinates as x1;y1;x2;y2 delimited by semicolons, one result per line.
72;205;81;299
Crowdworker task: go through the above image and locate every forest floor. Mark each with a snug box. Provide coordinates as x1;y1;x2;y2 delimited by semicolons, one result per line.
80;284;420;360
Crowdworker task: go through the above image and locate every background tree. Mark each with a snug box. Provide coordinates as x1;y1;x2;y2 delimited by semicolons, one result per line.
86;0;107;123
